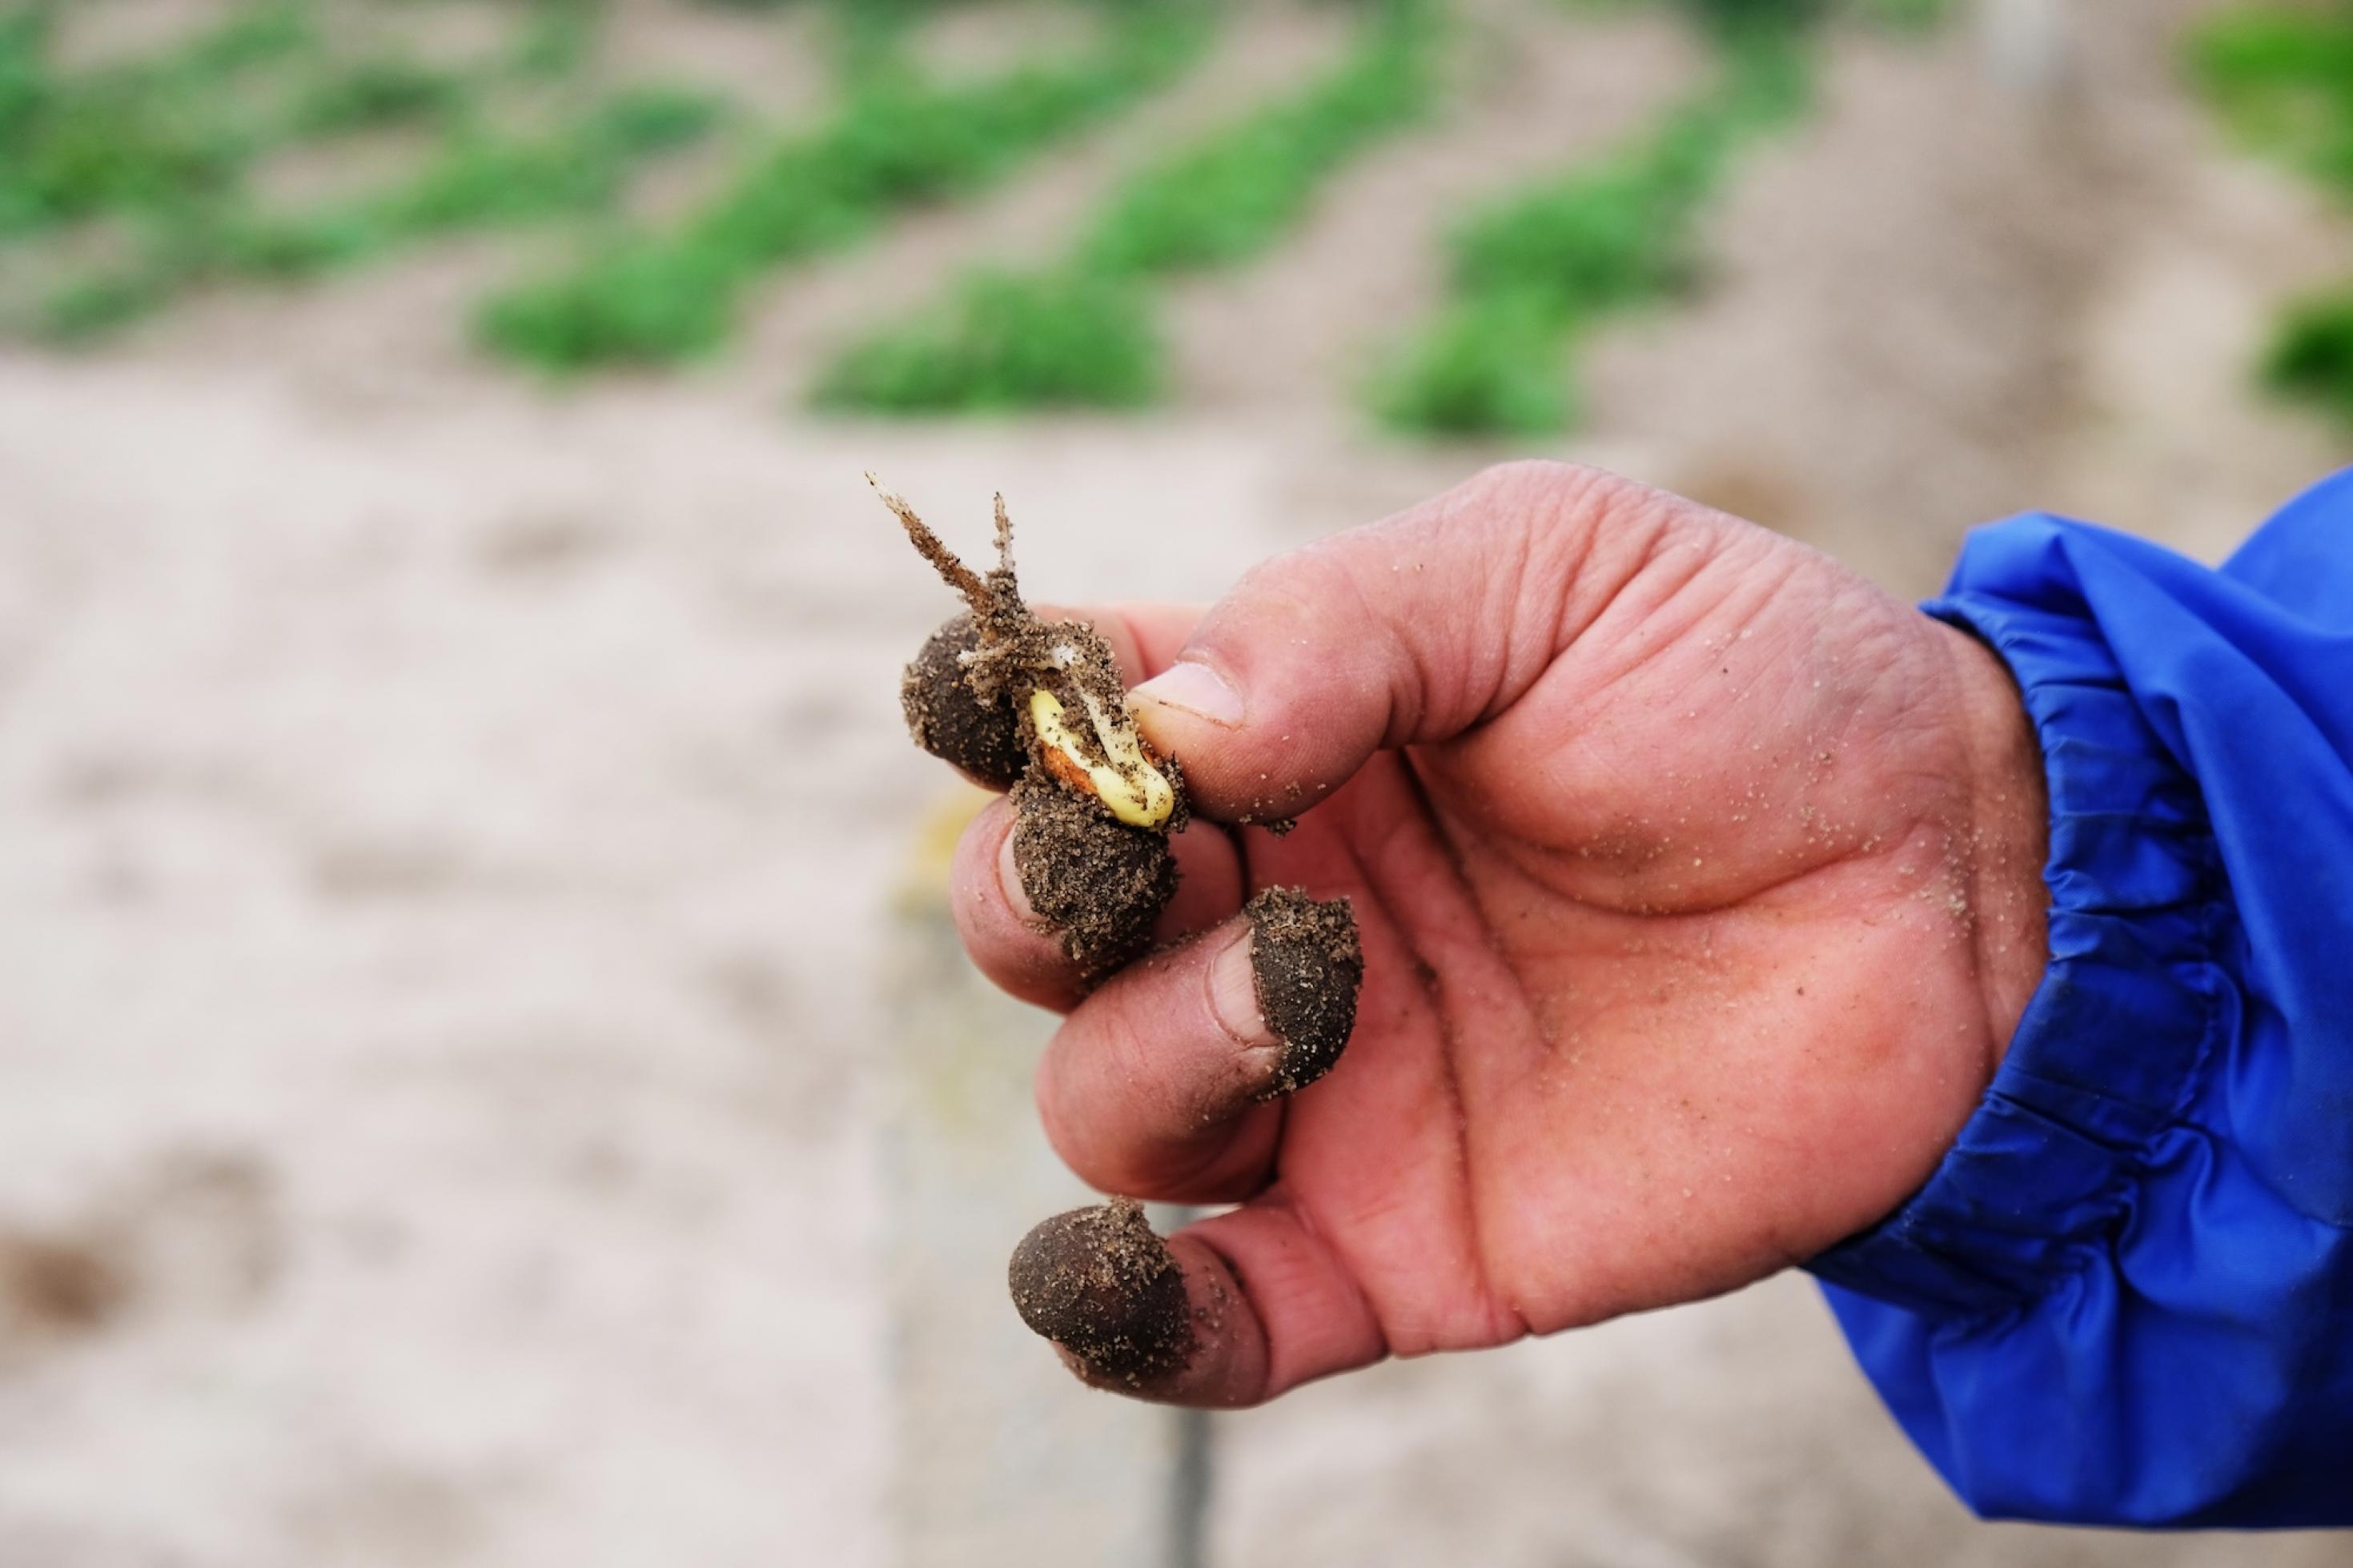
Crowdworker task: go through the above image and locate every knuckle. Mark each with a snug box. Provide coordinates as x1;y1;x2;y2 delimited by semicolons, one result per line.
1461;458;1617;515
1460;459;1657;533
1463;456;1588;499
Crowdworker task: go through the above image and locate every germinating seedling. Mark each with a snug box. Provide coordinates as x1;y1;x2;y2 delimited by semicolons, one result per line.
876;479;1369;1384
876;475;1188;978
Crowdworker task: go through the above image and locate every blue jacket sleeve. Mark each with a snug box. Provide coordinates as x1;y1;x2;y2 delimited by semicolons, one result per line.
1807;469;2353;1528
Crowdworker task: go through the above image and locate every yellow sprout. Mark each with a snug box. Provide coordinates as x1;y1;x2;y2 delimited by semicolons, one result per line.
1030;688;1175;830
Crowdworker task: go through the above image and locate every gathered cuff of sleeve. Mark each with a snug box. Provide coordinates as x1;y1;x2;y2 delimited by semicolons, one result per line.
1804;590;2227;1322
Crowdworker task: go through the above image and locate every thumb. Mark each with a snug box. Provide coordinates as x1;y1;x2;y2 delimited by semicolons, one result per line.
1129;461;1689;823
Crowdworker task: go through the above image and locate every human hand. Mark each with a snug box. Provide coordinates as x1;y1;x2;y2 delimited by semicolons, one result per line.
949;462;2049;1405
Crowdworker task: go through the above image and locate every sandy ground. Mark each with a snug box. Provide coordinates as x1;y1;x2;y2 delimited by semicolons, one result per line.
1;2;2349;1565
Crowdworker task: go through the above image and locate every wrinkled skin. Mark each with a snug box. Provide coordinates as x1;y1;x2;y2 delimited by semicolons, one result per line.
946;462;2050;1406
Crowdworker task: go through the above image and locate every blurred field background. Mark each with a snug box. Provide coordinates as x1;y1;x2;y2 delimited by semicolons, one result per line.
3;0;2352;1564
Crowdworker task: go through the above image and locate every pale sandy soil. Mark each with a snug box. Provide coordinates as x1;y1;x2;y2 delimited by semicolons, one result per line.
0;2;2347;1566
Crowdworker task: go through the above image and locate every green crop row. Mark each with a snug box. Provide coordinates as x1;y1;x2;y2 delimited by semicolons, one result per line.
814;0;1444;413
1372;22;1809;435
2190;5;2353;424
2191;4;2353;195
39;86;723;340
0;1;622;243
0;2;313;240
1564;0;1945;34
476;5;1215;371
0;0;1914;412
816;264;1165;410
0;0;700;339
1078;0;1442;275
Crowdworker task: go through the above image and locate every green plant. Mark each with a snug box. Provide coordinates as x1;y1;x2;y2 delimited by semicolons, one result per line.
0;3;314;240
816;267;1162;410
512;0;604;78
1848;0;1951;30
1372;293;1576;434
391;87;722;232
0;0;689;340
286;57;470;136
817;0;1444;414
35;85;725;337
2265;286;2353;420
480;7;1211;370
1375;25;1809;435
164;2;314;75
2190;6;2353;421
1080;1;1440;273
1672;0;1826;35
2192;6;2353;195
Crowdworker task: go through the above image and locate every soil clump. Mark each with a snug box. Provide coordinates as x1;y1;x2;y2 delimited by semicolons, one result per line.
1007;1199;1195;1385
1245;886;1363;1096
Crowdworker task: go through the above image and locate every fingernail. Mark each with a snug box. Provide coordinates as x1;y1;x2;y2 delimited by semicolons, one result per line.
1207;929;1277;1049
1134;660;1244;727
998;827;1038;922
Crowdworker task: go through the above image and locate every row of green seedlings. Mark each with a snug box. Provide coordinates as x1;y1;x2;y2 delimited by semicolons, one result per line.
0;0;1086;257
810;0;1829;426
811;0;1444;411
478;3;1219;371
2190;3;2353;426
1371;17;1809;435
2;3;335;242
0;0;708;339
45;95;721;339
0;0;607;235
1648;0;1947;30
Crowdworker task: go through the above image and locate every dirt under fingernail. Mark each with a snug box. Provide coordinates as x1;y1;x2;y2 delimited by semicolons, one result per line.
1006;1199;1195;1386
1244;886;1363;1097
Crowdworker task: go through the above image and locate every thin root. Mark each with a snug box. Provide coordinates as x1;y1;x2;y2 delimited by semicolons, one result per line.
868;472;989;614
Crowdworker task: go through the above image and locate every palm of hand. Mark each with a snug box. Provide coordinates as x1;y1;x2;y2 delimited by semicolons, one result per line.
1197;505;2043;1353
967;464;2046;1401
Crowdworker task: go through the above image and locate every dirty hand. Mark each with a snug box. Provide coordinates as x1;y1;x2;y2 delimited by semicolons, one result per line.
950;461;2049;1406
